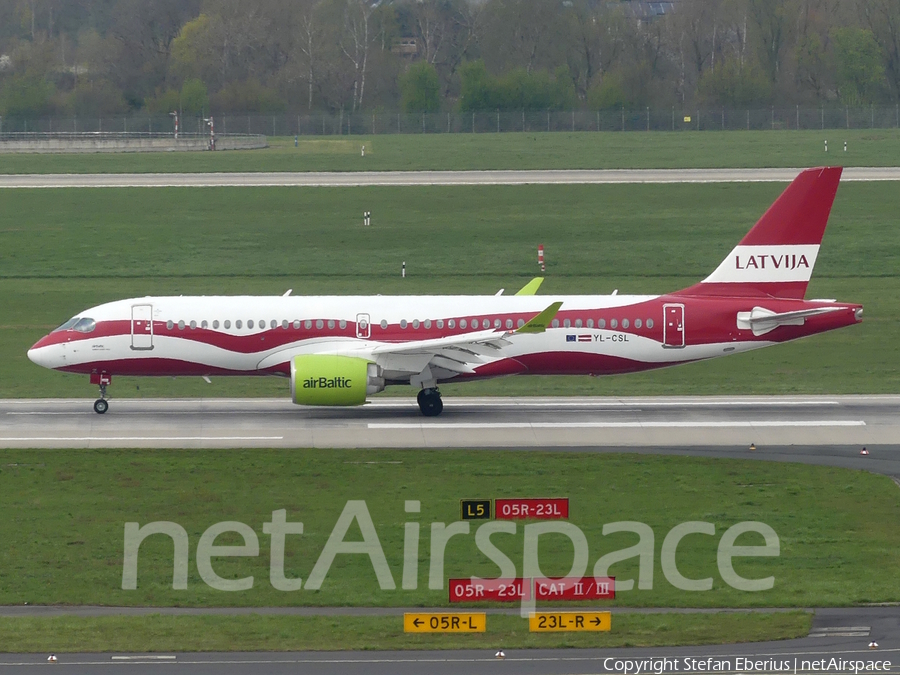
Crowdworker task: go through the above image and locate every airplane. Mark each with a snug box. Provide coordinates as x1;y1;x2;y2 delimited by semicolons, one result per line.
27;166;862;417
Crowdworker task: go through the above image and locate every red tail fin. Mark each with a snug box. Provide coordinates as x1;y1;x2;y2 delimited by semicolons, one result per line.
676;167;842;299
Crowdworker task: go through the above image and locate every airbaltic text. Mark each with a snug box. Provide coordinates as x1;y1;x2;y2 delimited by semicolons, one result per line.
303;376;352;389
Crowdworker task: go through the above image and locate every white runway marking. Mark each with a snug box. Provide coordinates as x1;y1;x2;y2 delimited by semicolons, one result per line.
110;656;177;661
0;436;284;442
369;421;866;429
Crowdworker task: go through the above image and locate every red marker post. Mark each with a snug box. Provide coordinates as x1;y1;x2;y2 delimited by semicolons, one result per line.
538;245;545;272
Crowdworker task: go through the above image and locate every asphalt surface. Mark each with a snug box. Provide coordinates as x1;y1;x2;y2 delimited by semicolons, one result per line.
0;607;896;673
1;167;899;188
1;395;896;454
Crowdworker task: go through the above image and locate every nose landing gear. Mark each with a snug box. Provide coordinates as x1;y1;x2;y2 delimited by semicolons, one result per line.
91;372;111;414
417;388;443;417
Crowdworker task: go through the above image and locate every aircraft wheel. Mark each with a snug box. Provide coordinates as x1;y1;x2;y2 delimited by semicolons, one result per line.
417;389;443;417
93;398;109;414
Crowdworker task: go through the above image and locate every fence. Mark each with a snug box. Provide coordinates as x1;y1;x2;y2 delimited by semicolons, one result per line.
2;105;899;137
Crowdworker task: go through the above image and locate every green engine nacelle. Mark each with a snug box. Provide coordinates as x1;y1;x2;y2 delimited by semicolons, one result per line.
290;355;384;406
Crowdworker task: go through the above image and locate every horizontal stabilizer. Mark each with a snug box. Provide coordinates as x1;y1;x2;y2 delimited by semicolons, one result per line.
736;306;842;336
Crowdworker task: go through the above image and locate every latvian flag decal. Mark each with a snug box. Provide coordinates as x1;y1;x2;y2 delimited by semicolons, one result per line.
567;335;592;342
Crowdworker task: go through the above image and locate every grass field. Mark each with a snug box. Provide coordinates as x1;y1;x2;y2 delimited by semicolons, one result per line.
2;450;898;609
0;612;811;652
0;130;899;173
2;181;897;398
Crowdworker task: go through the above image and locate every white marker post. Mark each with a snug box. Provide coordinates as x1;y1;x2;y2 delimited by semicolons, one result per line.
824;140;828;152
844;141;847;152
402;262;406;278
361;145;365;157
538;245;545;272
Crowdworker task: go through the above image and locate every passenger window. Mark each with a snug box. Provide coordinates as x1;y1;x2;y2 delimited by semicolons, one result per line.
400;320;408;329
506;319;513;329
189;320;197;329
551;319;559;328
248;320;255;329
201;320;208;329
167;320;174;330
517;319;525;328
437;319;444;329
328;320;335;329
494;318;501;329
292;320;299;329
380;319;388;329
635;319;642;329
598;319;606;329
304;320;312;329
412;320;420;329
449;319;457;328
575;319;582;328
316;320;323;329
460;319;467;329
178;320;185;330
622;319;630;329
339;320;347;329
424;319;432;329
587;319;594;328
224;320;231;329
282;320;288;329
563;319;571;328
647;318;654;329
213;320;219;329
610;319;618;329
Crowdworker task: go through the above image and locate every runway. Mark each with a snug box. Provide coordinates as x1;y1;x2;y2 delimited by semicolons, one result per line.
1;167;899;188
0;607;896;674
1;396;897;458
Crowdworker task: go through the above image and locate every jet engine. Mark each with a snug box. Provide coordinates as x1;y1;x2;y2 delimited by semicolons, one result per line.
290;355;385;406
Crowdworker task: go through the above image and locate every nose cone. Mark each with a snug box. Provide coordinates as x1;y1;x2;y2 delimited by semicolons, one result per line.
28;335;57;369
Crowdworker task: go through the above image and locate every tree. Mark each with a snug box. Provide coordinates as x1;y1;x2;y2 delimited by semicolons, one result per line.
180;77;208;114
858;0;900;100
0;74;55;116
831;26;886;103
697;56;772;105
400;61;440;112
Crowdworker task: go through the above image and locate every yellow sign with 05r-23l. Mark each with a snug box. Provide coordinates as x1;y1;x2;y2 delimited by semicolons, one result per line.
529;611;611;632
404;612;486;633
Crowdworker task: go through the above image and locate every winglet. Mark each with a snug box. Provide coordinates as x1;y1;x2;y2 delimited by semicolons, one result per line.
516;301;562;334
515;278;544;296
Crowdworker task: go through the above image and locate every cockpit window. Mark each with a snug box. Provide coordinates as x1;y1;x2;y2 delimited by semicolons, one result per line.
52;317;81;332
73;318;96;333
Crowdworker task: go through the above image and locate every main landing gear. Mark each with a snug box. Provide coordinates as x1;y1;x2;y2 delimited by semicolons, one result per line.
417;388;443;417
91;372;111;414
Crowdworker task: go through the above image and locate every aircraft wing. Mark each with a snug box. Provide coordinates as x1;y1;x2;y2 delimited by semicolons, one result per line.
371;301;563;376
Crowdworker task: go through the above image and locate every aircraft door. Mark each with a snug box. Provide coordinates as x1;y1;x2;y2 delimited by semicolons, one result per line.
131;304;154;350
356;313;371;339
663;303;685;348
